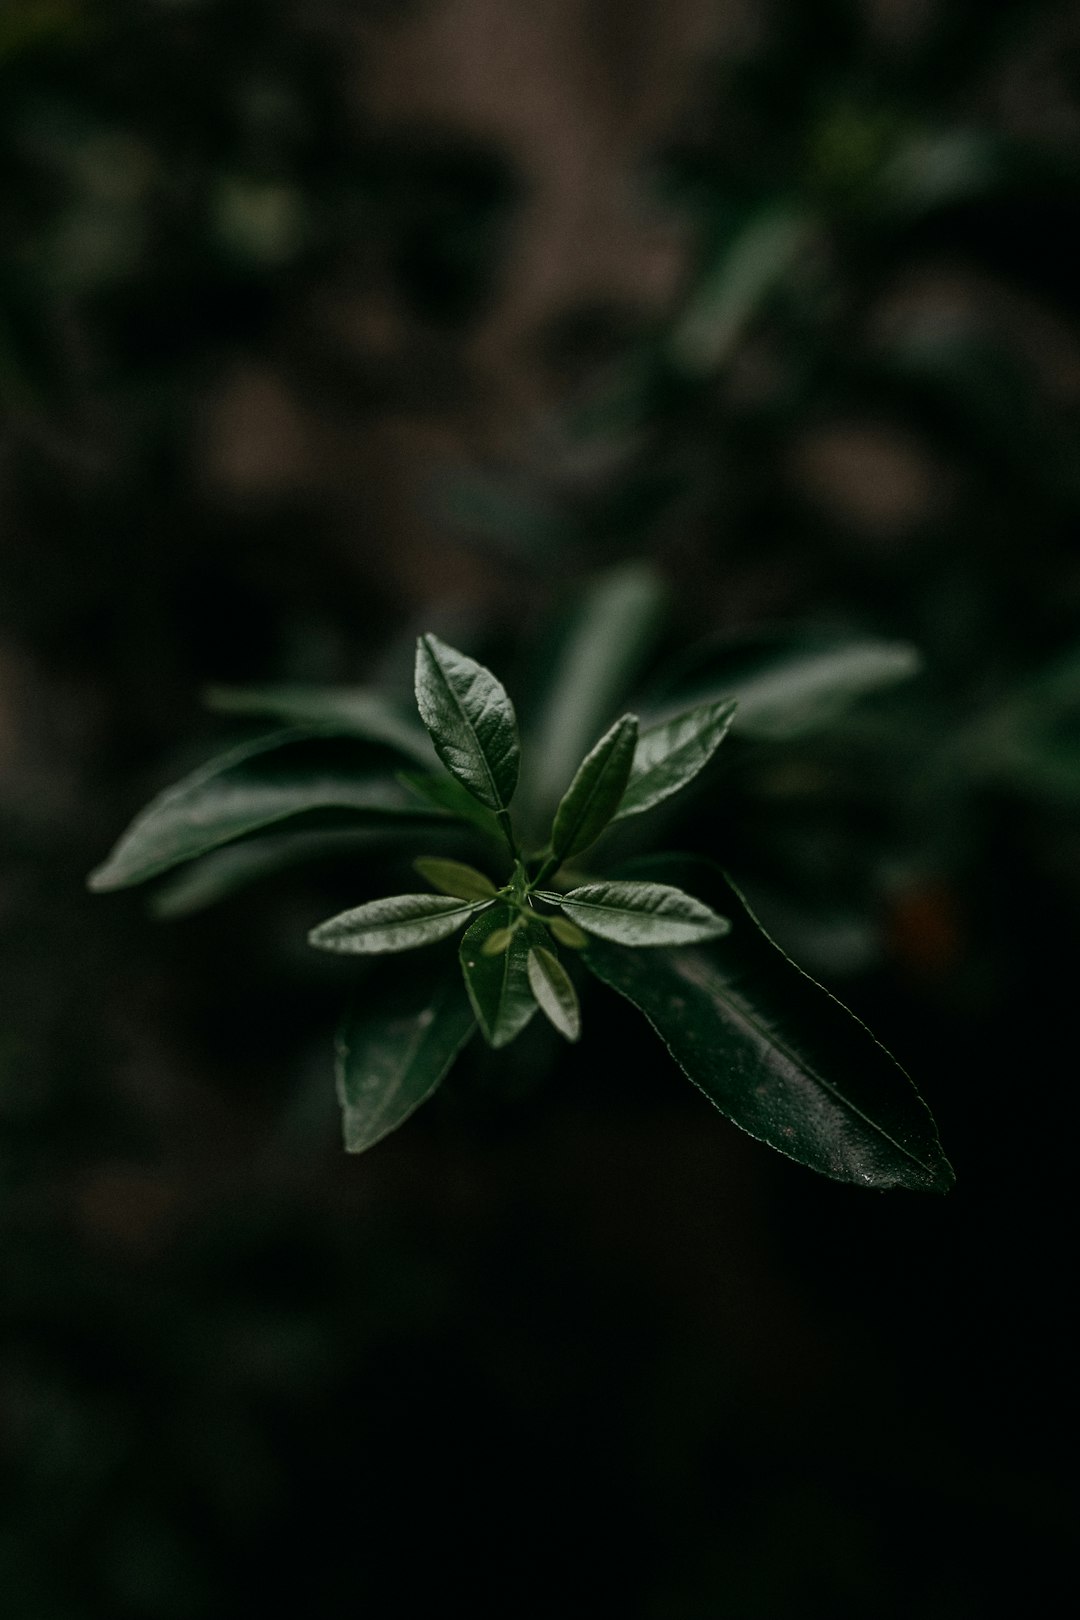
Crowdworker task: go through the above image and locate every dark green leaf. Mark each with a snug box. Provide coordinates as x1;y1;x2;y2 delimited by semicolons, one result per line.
413;857;498;900
519;564;668;829
527;946;581;1042
309;893;488;954
614;698;737;821
584;870;953;1192
414;634;520;811
550;714;638;864
459;905;538;1048
206;684;434;765
336;963;475;1153
555;880;730;946
88;732;437;892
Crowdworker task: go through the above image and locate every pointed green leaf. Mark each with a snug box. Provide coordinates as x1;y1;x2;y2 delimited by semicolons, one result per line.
527;946;581;1042
459;905;538;1048
205;684;434;764
336;963;475;1153
414;634;520;811
413;857;498;901
614;698;737;821
309;893;488;955
481;925;518;956
550;715;638;864
583;870;953;1192
88;732;438;892
398;770;504;842
555;881;730;947
519;563;668;830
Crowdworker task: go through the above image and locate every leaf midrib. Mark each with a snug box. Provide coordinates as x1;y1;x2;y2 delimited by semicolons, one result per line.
428;644;508;811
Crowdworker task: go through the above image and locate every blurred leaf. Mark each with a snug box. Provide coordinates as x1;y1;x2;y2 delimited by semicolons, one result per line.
585;866;953;1192
150;828;389;918
459;904;538;1048
206;684;434;765
614;698;738;821
309;893;488;955
414;634;520;813
550;714;638;863
653;630;922;740
669;202;812;375
336;962;475;1152
89;732;437;891
521;563;668;828
398;769;505;843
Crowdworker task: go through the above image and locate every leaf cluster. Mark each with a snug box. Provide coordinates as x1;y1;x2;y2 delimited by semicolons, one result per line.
90;592;953;1192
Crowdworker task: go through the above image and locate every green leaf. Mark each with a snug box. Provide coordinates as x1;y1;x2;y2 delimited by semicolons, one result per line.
398;770;504;842
519;564;668;829
554;880;730;947
414;634;520;811
654;630;922;740
527;946;581;1042
309;893;488;955
206;684;434;765
550;715;638;864
336;963;475;1153
583;869;953;1192
413;857;498;901
459;905;538;1048
88;732;438;891
481;926;518;956
614;698;737;821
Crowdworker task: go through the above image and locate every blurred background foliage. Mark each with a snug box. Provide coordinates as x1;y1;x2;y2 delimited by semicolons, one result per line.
2;0;1078;1613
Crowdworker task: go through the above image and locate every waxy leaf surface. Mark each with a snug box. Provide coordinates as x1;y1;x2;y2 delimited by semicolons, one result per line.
336;963;475;1152
555;881;730;947
309;893;487;954
550;715;638;864
614;698;737;821
89;731;435;891
584;869;954;1192
414;634;520;811
527;946;581;1042
459;905;538;1048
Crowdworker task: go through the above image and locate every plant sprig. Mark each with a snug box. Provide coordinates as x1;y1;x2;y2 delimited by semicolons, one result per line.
89;586;952;1194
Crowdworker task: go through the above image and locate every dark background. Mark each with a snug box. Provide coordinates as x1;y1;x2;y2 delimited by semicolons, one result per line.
2;2;1078;1614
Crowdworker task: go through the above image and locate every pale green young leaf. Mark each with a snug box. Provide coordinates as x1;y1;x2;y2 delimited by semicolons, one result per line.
557;880;730;947
613;698;737;821
336;964;475;1153
546;915;588;950
527;946;581;1042
414;634;520;811
413;857;498;901
88;731;437;892
309;893;488;955
459;905;538;1048
550;714;638;864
